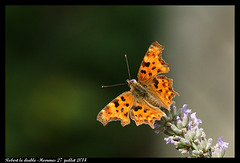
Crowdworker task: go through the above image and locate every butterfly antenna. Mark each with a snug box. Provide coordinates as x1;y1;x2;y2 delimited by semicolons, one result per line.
102;83;127;88
125;54;131;79
102;54;131;88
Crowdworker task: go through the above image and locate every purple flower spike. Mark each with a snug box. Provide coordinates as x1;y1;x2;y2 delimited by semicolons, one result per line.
176;116;180;121
190;112;202;127
188;121;192;130
154;130;160;134
182;104;188;109
165;137;175;144
152;102;229;157
154;123;161;129
182;104;191;115
218;136;229;150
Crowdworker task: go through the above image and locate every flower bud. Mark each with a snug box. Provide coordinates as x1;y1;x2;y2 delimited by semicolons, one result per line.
205;138;213;151
182;113;189;127
192;150;203;156
170;123;182;134
196;128;203;138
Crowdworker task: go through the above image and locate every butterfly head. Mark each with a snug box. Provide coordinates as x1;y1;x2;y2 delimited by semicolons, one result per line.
126;79;137;89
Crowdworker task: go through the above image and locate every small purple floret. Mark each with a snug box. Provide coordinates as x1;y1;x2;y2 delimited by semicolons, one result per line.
190;112;202;127
182;104;191;115
218;136;229;150
165;137;175;144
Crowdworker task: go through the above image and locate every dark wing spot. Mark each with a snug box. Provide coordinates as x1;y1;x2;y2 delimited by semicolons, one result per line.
113;117;118;120
152;66;156;70
159;59;166;65
126;103;129;107
142;61;150;67
112;99;120;108
152;62;155;64
124;112;128;117
121;96;126;101
144;109;147;113
133;106;142;111
153;78;159;89
157;69;161;73
121;108;124;112
168;96;171;100
116;110;119;112
105;105;110;110
149;73;152;76
141;70;146;74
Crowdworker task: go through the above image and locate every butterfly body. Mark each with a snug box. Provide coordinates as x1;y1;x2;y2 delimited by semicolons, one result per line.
97;41;179;129
127;79;161;109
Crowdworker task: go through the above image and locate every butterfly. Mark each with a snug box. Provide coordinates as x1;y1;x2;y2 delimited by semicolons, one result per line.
97;41;179;129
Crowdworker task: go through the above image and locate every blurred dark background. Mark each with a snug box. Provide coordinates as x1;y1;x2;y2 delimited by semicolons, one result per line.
6;6;234;157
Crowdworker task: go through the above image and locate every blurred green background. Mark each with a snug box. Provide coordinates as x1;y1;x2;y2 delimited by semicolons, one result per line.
6;6;234;157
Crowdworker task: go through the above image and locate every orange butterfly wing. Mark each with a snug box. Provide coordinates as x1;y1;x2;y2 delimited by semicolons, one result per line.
130;101;165;129
97;91;135;127
147;75;179;110
137;41;170;85
137;41;179;110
